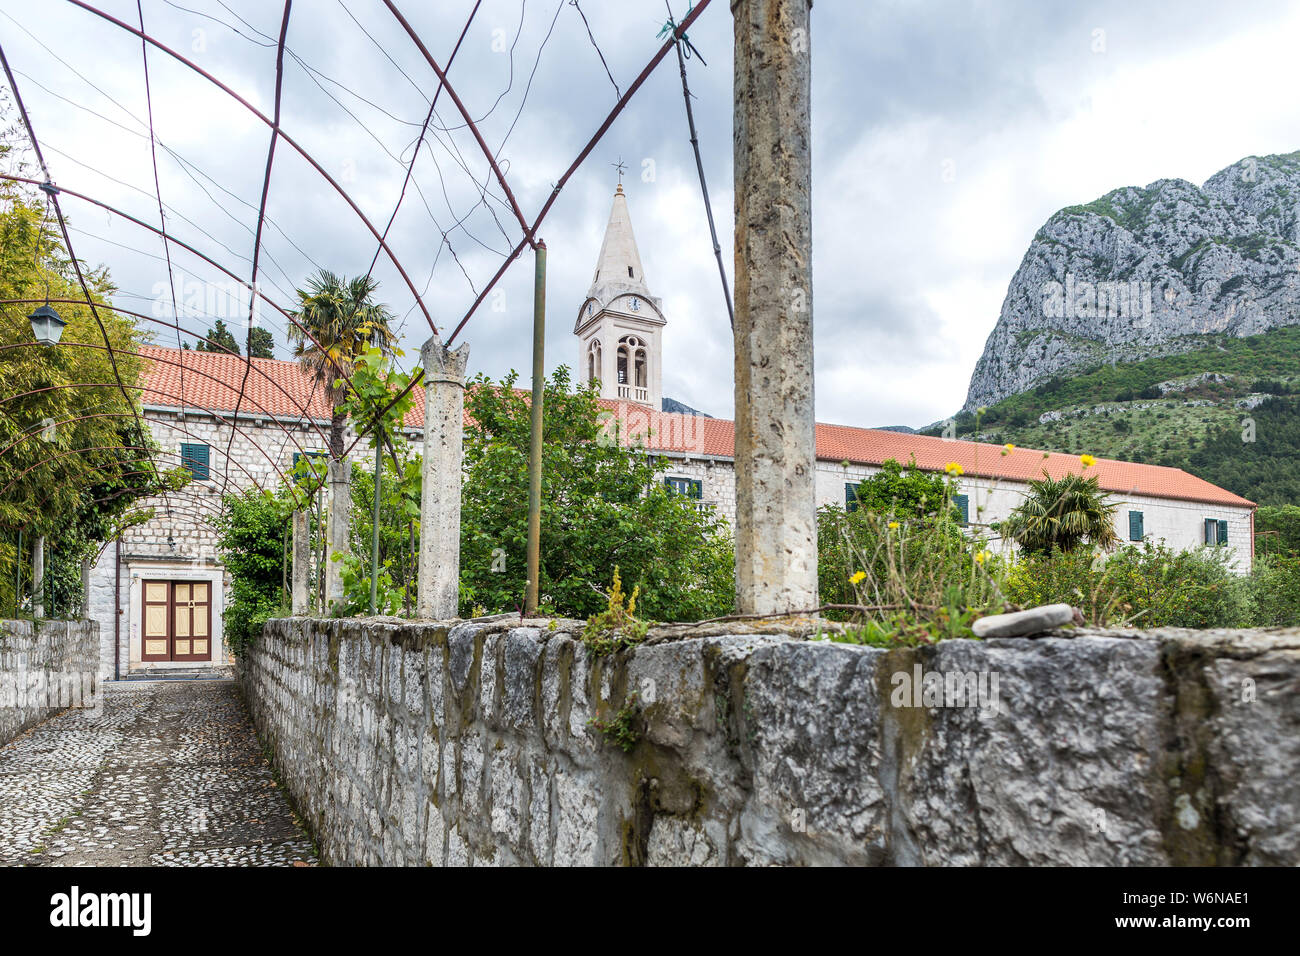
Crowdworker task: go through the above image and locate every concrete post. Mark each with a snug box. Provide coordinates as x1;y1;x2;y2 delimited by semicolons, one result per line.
32;535;45;619
80;557;90;618
417;334;470;619
324;460;351;612
732;0;817;615
291;510;310;615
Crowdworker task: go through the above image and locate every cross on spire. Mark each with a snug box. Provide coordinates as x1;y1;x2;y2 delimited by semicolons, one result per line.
612;156;626;185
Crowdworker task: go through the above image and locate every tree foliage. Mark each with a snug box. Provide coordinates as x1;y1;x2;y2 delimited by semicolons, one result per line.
459;368;733;621
195;318;239;355
1;110;183;615
844;457;961;521
1002;470;1120;556
246;325;274;359
288;270;396;458
1256;504;1300;558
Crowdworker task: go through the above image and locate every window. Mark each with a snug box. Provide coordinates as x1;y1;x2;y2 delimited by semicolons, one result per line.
587;340;602;384
845;482;860;513
1205;517;1228;546
627;266;634;278
617;335;647;389
955;493;969;526
1128;510;1144;541
180;442;210;481
665;476;702;500
292;450;326;477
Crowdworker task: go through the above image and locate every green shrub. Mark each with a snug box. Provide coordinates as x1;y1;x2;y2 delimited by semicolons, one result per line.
818;481;1006;645
1102;542;1250;628
209;487;292;655
1004;547;1106;619
1006;541;1251;628
1250;554;1300;626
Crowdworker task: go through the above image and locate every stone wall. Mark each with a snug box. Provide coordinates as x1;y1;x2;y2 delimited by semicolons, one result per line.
240;617;1299;866
0;620;100;746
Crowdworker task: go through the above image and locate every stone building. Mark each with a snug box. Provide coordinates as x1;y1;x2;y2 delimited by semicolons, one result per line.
84;185;1256;679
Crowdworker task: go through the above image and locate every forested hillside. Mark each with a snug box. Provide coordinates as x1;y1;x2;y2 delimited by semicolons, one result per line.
924;326;1300;505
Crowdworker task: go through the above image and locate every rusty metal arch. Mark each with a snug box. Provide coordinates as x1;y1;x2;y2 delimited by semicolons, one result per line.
0;442;272;509
67;0;438;334
0;383;309;507
0;174;362;404
0;329;329;460
0;349;320;502
0;409;314;513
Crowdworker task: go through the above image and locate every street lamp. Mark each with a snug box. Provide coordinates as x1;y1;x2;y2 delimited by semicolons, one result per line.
28;304;67;346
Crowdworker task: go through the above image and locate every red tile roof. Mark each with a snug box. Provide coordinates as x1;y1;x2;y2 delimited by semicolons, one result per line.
139;345;338;423
138;346;1254;509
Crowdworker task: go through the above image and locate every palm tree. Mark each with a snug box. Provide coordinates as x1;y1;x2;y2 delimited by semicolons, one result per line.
288;270;396;458
1002;471;1120;556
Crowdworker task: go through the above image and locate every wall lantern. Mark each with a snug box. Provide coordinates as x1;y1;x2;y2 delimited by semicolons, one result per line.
28;304;67;345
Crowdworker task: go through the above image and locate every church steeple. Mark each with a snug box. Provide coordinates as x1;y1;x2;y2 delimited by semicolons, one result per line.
587;183;650;301
576;184;666;409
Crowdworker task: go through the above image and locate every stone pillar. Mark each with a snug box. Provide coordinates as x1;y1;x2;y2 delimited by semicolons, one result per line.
324;460;351;613
418;334;470;619
80;557;91;619
732;0;817;614
291;510;310;615
32;535;45;619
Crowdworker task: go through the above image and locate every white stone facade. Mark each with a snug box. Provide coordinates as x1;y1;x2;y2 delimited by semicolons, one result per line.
666;453;1253;571
86;405;370;680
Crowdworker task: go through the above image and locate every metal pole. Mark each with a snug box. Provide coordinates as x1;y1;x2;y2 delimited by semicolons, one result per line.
525;241;547;616
670;14;734;328
14;528;22;616
370;423;383;615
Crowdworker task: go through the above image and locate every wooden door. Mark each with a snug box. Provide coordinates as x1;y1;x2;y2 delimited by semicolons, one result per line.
140;580;213;663
142;581;172;661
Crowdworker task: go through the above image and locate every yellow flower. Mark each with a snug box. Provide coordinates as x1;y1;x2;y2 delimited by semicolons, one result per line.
849;571;866;585
1004;443;1015;453
944;461;965;477
974;550;990;565
888;521;900;530
1080;454;1097;468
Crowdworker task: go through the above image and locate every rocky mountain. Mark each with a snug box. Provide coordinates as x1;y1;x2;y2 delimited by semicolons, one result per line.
965;151;1300;410
661;396;712;417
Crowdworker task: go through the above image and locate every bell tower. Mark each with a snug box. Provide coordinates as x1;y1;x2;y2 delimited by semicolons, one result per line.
575;183;666;408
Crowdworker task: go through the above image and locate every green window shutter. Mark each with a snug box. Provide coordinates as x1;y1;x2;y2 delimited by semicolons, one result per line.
690;479;703;500
845;482;860;513
180;442;210;481
1217;519;1229;546
665;477;696;497
292;450;324;476
1128;510;1144;541
955;493;969;526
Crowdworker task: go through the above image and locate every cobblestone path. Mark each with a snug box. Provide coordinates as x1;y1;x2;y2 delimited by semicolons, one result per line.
0;680;317;866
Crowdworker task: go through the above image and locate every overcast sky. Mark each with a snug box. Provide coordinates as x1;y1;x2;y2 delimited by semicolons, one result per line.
4;0;1300;428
